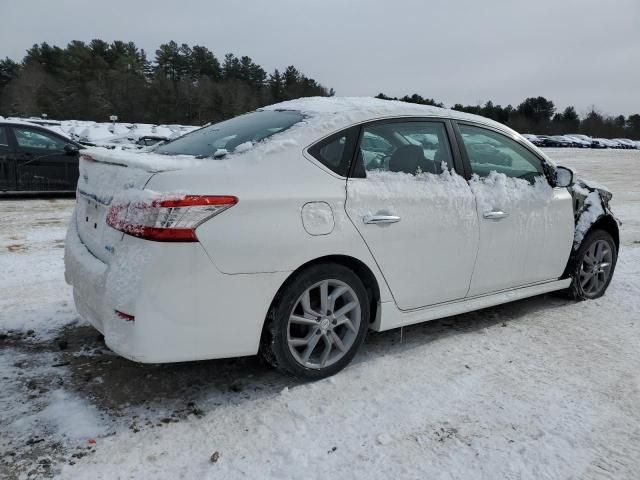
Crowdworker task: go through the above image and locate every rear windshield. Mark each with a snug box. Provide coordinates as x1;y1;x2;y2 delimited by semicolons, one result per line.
155;110;304;158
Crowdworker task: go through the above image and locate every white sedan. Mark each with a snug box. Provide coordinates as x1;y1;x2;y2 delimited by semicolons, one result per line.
65;97;619;379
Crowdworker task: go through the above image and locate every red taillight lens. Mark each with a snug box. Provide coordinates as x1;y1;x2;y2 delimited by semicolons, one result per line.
106;195;237;242
115;310;135;321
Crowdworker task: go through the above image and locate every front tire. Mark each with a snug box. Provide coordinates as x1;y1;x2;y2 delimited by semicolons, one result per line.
262;264;370;380
566;229;617;300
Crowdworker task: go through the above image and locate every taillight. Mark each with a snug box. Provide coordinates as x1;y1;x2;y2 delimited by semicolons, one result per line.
106;195;237;242
115;310;135;322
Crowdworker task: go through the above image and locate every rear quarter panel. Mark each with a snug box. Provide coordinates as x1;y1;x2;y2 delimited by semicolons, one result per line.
145;151;393;302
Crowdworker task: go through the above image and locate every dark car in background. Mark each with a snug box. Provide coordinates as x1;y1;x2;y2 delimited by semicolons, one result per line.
136;135;169;147
0;120;83;194
534;135;573;148
522;134;545;146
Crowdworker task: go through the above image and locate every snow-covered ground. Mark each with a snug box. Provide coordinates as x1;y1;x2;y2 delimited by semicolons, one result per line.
1;148;639;479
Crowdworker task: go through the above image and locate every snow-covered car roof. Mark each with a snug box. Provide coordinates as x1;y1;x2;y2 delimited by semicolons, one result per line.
261;96;518;137
84;97;557;172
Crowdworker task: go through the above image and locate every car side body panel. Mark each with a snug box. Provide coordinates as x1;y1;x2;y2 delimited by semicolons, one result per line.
145;152;395;305
64;98;618;364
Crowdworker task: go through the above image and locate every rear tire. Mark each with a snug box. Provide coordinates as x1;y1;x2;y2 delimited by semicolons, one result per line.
262;264;370;380
565;229;617;300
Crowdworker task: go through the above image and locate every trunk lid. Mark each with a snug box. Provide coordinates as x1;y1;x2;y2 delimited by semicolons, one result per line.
75;148;203;263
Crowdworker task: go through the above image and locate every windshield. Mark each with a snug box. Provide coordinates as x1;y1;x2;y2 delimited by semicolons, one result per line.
155;110;304;158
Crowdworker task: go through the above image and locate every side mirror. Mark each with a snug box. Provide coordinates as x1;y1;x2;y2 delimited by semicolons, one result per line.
64;143;79;155
555;166;574;187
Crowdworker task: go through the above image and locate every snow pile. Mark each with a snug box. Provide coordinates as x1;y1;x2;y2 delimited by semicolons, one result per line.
349;168;476;221
263;96;519;139
83;146;205;174
7;117;199;147
574;188;605;246
38;389;109;441
79;124;116;144
469;171;553;212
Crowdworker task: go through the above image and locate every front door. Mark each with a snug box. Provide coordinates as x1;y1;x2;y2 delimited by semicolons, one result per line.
345;119;479;310
10;126;78;191
456;123;574;296
0;126;17;192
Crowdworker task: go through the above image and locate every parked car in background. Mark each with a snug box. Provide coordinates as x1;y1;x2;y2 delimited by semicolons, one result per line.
588;138;608;149
136;135;169;147
522;134;544;146
65;97;619;379
601;139;624;149
567;134;594;147
613;139;638;149
563;135;591;148
542;135;574;147
0;120;83;194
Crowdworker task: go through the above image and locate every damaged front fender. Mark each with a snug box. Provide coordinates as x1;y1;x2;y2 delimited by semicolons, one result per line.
569;178;620;250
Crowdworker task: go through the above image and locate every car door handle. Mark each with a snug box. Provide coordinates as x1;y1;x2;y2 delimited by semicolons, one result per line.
483;210;509;220
363;214;401;224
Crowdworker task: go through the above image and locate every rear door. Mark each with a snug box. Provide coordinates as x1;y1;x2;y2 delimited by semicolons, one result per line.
344;119;479;310
10;125;78;191
455;122;574;296
0;126;17;192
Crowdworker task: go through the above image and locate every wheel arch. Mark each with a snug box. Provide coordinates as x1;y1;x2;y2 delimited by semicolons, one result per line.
588;214;620;252
563;213;620;279
259;254;382;354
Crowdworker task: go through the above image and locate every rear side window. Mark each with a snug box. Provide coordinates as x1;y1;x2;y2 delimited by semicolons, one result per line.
0;127;8;147
308;127;359;177
155;110;304;158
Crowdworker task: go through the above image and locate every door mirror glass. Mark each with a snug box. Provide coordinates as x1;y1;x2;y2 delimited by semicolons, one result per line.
64;143;79;155
555;166;574;187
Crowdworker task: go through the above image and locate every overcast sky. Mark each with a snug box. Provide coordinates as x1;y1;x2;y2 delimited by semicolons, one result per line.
2;0;639;115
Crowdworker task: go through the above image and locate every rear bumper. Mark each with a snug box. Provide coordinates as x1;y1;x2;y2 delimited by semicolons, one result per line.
64;211;290;363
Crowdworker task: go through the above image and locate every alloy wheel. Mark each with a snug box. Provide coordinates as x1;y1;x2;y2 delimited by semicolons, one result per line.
579;239;613;296
287;279;361;369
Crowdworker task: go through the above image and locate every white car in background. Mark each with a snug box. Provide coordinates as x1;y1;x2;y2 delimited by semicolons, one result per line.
613;138;638;149
592;138;610;148
65;97;620;378
563;135;591;148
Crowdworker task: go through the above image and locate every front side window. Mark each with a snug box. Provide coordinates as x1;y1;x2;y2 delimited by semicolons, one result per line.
13;127;67;151
155;110;304;158
459;124;545;183
359;121;453;175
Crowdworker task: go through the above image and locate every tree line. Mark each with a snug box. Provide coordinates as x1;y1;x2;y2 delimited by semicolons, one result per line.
376;93;640;139
0;40;333;125
1;40;638;140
